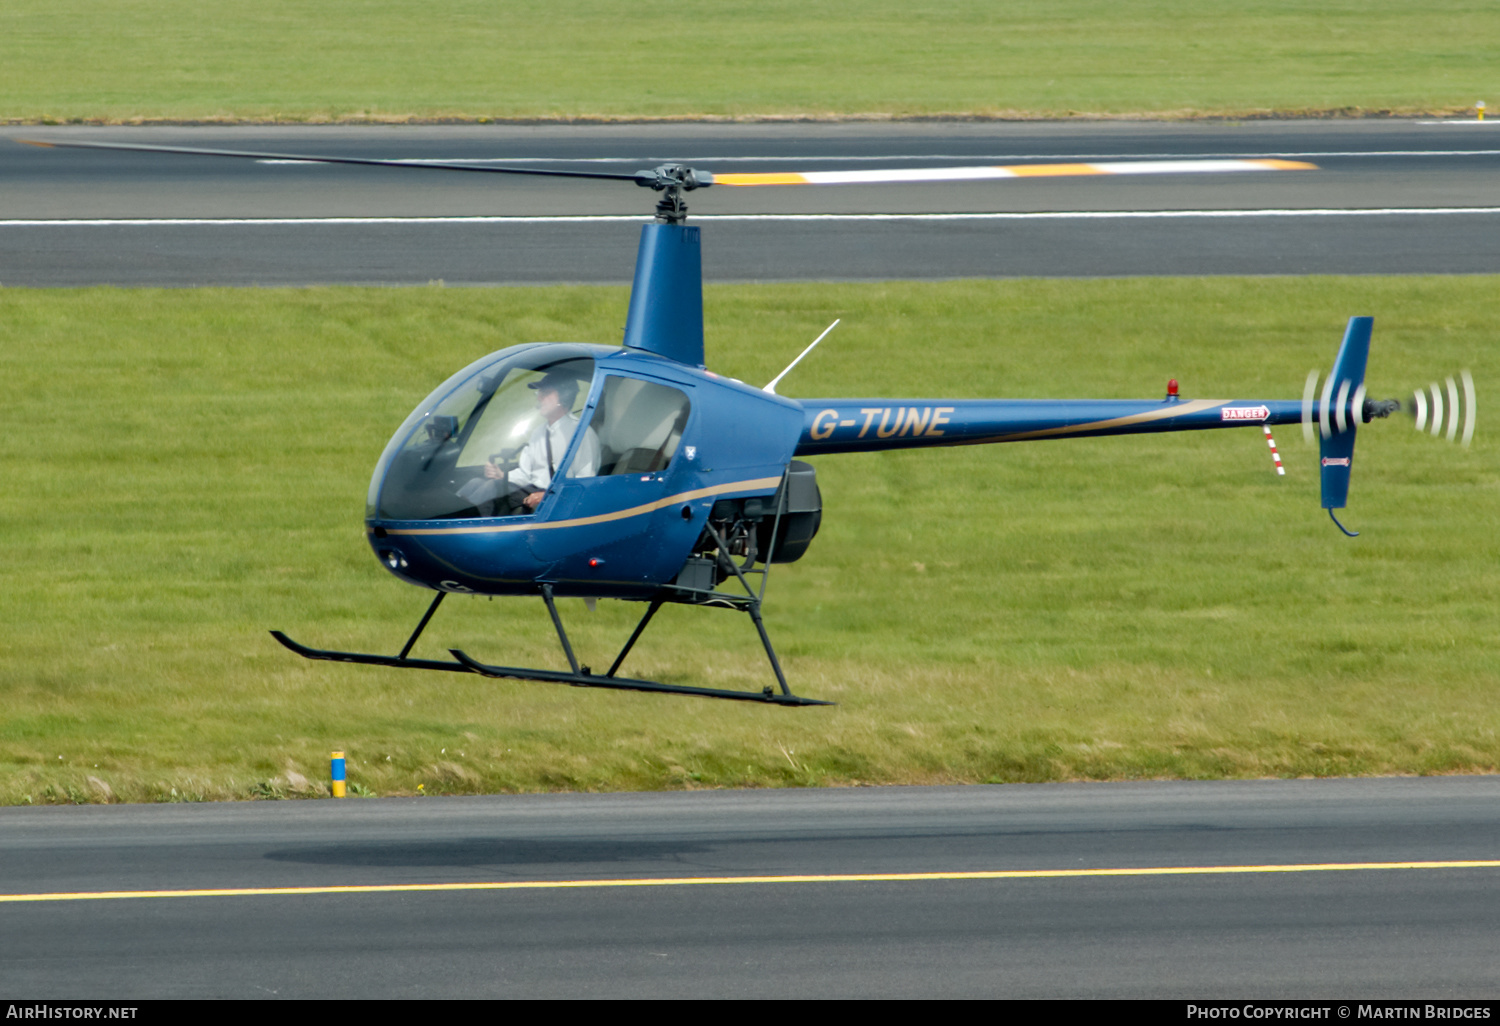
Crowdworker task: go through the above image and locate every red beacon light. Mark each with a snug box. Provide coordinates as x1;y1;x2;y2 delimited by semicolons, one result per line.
1166;378;1180;401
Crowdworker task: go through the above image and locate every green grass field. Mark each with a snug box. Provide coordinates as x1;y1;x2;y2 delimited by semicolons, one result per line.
2;1;1493;122
2;278;1496;803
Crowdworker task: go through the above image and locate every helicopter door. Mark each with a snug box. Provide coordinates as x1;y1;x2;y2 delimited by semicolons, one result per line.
530;375;695;583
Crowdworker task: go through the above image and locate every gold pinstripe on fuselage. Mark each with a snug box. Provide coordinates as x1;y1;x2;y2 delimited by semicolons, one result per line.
374;476;784;537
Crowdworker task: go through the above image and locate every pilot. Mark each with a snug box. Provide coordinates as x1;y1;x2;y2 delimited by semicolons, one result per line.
466;370;600;515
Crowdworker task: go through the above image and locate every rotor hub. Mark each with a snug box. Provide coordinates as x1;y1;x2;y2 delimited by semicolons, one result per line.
634;164;714;224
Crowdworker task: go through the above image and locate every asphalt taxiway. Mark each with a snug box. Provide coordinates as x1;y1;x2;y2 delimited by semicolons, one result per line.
3;778;1499;998
3;120;1498;284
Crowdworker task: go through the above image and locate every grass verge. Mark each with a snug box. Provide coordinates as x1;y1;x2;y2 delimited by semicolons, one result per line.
1;277;1496;803
2;1;1495;123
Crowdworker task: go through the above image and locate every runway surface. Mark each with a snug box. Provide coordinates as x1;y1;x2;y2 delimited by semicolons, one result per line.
4;778;1500;998
3;120;1499;284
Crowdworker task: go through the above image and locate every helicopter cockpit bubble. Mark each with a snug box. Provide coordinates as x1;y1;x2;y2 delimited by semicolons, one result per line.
366;344;608;522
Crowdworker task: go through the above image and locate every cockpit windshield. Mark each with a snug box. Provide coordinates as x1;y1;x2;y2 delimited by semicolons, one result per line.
368;345;598;520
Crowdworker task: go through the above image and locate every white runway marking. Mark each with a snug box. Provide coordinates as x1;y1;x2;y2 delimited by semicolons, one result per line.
7;207;1500;227
255;149;1500;165
714;159;1313;186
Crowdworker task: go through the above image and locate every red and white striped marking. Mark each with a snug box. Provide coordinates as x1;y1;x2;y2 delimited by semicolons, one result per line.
1264;425;1286;476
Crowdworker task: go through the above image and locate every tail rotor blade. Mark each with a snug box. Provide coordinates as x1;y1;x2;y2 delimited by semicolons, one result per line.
1408;370;1476;446
1319;371;1337;440
1461;371;1476;447
1447;376;1461;442
1303;370;1320;444
1335;380;1351;434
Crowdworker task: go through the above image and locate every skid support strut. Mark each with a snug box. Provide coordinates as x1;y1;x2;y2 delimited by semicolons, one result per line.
453;579;827;705
607;599;664;678
701;520;793;698
541;584;581;674
399;590;446;659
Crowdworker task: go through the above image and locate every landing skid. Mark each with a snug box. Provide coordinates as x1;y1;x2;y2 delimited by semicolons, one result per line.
271;583;830;706
271;590;471;672
447;649;829;705
270;629;473;673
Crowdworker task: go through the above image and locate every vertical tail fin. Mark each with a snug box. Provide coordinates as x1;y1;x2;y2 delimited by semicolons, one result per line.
1319;316;1373;516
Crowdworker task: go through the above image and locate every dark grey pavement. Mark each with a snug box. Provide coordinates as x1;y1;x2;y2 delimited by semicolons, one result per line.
3;120;1498;284
3;778;1499;997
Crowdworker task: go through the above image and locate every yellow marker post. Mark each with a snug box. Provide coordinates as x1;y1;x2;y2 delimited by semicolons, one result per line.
1479;101;1487;122
331;751;346;798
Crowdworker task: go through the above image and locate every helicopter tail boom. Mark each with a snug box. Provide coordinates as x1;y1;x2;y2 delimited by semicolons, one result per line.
795;318;1398;534
794;397;1311;456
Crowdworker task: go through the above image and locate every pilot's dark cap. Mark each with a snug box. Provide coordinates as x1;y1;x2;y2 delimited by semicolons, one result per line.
528;370;579;396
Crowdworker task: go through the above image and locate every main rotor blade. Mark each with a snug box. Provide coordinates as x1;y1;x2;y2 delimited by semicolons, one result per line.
18;140;1314;191
713;158;1316;186
17;138;650;183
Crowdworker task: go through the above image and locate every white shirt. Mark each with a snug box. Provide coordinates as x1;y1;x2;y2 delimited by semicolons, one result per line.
508;413;599;492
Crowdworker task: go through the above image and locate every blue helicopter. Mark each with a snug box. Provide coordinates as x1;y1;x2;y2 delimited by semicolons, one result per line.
26;139;1431;705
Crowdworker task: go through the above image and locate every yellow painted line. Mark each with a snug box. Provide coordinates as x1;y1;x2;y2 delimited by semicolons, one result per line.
714;171;810;186
1255;158;1321;170
6;860;1499;904
1007;162;1106;177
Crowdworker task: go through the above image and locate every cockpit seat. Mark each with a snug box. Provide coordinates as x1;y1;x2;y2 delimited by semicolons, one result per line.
613;446;667;474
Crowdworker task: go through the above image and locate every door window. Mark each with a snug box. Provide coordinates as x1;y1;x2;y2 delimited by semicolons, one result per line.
570;377;691;478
